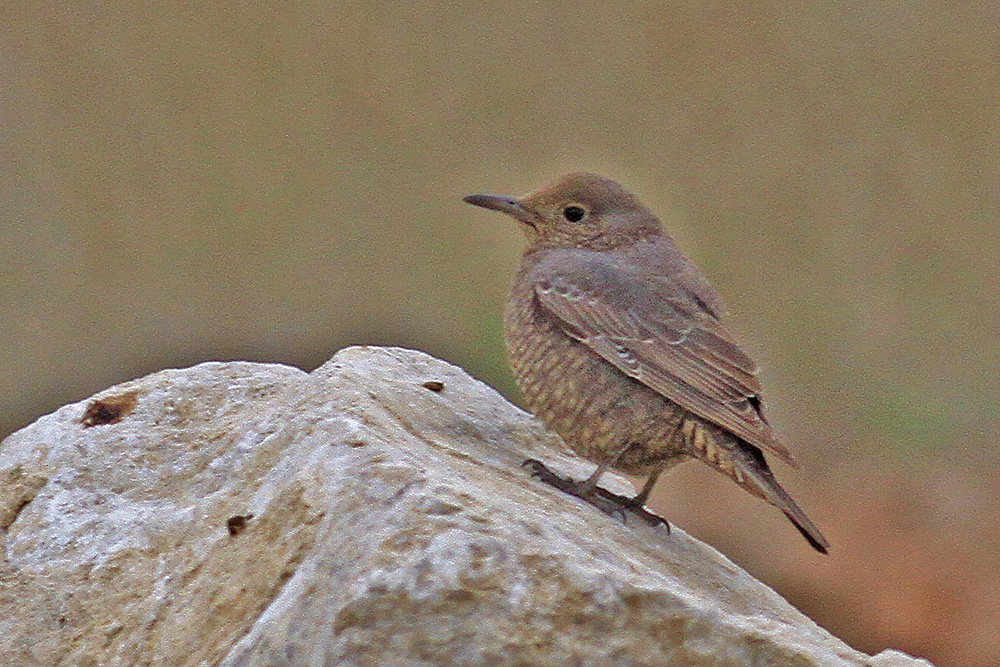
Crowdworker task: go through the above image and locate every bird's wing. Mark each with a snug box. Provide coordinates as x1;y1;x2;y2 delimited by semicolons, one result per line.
531;253;796;466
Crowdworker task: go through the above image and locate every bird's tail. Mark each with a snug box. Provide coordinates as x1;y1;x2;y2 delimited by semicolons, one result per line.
691;423;830;553
736;445;829;554
746;464;829;554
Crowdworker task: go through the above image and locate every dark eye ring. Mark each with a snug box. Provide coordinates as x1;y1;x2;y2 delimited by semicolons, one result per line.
563;205;587;222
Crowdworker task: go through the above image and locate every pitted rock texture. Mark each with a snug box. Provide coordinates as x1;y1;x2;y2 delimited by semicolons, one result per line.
0;346;933;667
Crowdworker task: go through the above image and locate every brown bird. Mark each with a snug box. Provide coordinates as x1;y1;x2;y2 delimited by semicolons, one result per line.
464;173;829;553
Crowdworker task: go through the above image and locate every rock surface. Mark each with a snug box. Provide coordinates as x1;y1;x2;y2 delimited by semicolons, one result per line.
0;346;933;667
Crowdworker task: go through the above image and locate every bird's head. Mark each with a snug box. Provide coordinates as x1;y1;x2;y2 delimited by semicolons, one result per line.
464;172;662;251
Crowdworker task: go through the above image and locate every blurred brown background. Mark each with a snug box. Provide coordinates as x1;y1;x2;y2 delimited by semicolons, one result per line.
3;3;998;665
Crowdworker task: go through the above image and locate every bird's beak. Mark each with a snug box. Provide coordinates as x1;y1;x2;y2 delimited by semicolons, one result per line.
463;194;538;228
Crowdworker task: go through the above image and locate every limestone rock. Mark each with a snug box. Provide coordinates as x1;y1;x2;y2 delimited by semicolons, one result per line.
0;346;934;666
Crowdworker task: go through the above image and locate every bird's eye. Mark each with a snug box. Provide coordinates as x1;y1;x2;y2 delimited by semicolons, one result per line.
562;205;587;223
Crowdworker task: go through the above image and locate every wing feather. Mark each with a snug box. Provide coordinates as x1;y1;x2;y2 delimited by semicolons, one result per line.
534;267;796;467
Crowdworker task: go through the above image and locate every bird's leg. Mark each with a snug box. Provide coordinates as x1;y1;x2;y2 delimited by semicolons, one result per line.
617;419;687;523
613;459;683;532
599;465;670;529
521;458;613;499
523;446;669;528
624;417;687;511
572;459;615;495
626;468;663;510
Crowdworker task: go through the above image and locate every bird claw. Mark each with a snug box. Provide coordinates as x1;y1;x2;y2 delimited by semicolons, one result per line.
612;493;670;530
521;458;670;531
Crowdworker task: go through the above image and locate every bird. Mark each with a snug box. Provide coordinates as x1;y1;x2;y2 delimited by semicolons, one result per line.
464;172;829;553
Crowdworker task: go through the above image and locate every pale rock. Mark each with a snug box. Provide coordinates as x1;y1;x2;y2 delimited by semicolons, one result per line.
0;346;935;667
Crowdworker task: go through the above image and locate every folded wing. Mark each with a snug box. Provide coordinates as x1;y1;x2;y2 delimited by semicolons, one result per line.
531;252;796;467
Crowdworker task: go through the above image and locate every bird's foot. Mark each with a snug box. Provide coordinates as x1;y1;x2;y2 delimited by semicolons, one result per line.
615;493;670;530
522;459;669;530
